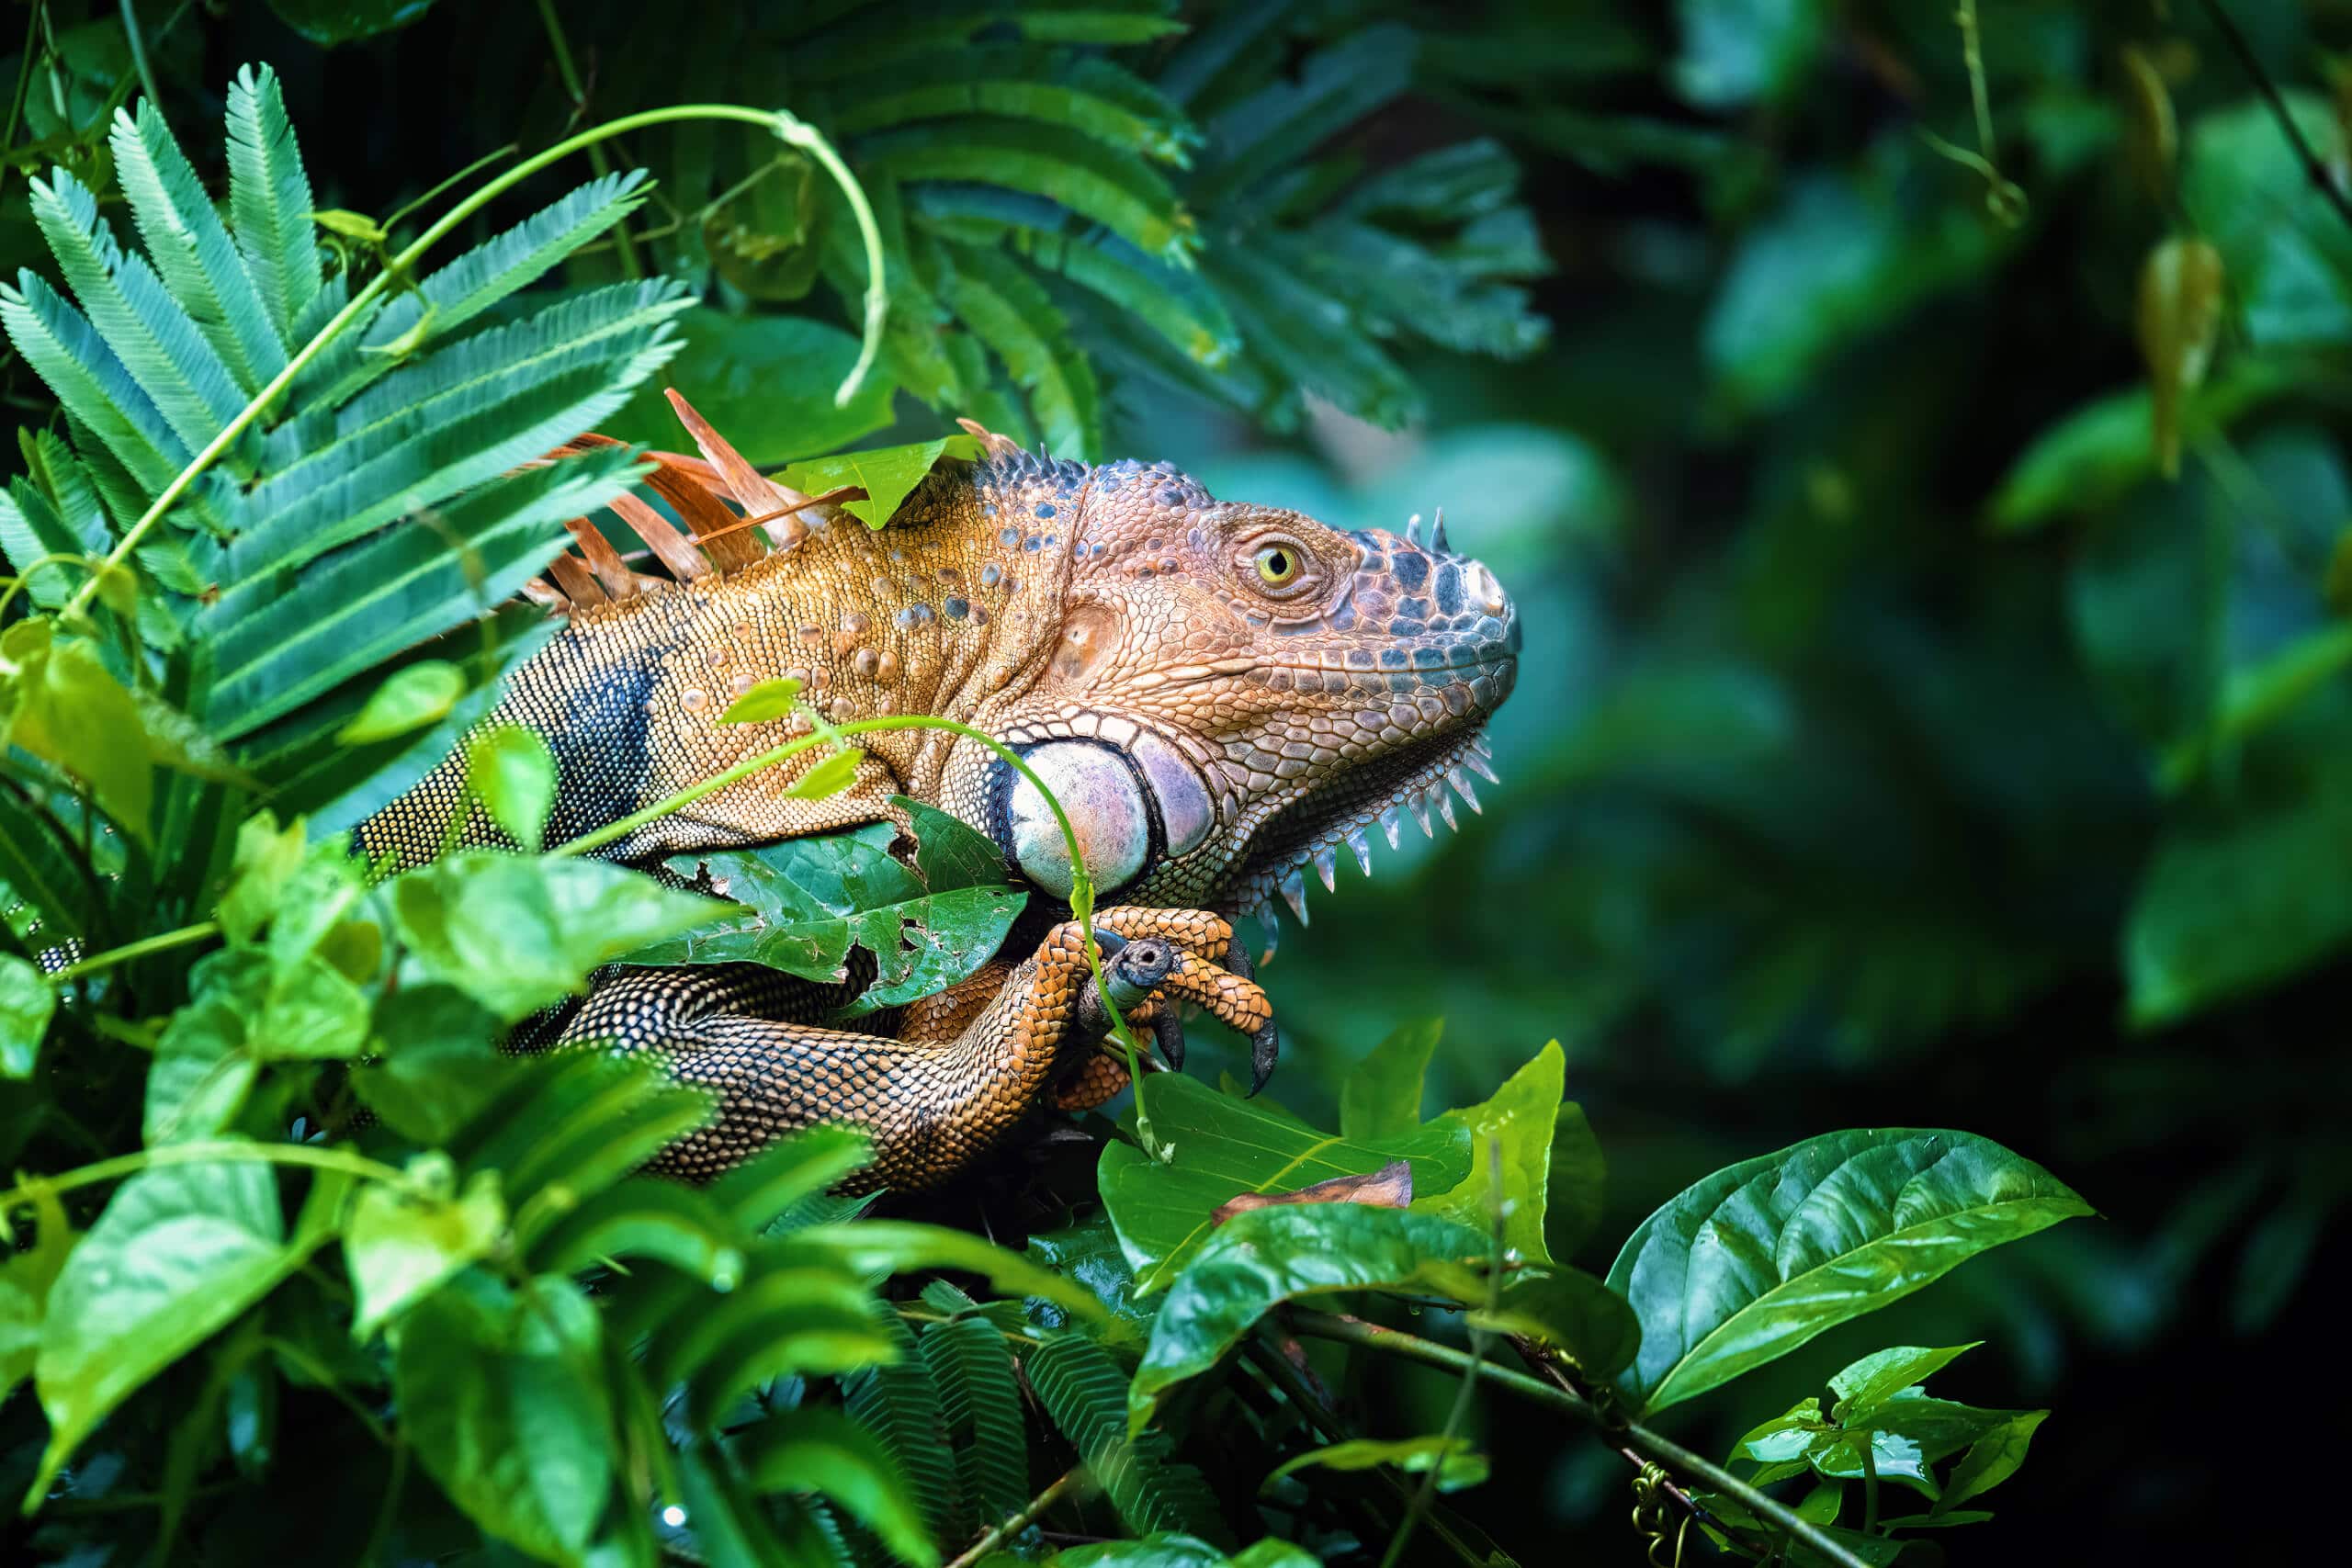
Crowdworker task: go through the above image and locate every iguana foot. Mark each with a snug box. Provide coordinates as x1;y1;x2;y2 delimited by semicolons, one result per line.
562;906;1272;1190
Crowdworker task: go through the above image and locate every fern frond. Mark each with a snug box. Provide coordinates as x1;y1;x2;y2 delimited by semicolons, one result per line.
942;244;1101;457
109;100;288;390
920;1316;1028;1532
198;445;645;739
843;1313;963;1545
1204;243;1419;427
0;274;211;520
1015;229;1237;368
225;279;688;582
347;171;654;382
27;171;251;457
224;64;323;346
828;48;1193;164
860;118;1191;262
1026;1334;1224;1544
1190;26;1418;207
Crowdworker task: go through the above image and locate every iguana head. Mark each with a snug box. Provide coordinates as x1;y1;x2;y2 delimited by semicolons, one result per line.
974;455;1520;930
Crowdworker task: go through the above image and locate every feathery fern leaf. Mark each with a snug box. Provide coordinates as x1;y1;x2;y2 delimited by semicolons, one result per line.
223;64;322;346
1027;1333;1224;1544
110;99;289;388
843;1313;965;1545
920;1315;1029;1532
942;243;1102;457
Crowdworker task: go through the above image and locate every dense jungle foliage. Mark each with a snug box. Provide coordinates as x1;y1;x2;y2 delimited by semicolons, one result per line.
0;0;2342;1562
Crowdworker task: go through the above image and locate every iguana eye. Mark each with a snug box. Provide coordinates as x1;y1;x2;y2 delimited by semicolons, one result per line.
1252;542;1305;591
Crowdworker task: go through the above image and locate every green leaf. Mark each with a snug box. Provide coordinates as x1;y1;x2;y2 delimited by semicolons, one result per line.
787;745;865;800
718;675;804;724
920;1314;1029;1530
1607;1129;2093;1415
465;726;555;851
1989;364;2297;532
1338;1017;1441;1139
1128;1206;1497;1430
2183;93;2352;350
1415;1040;1570;1263
1099;1072;1471;1293
1026;1209;1152;1340
1673;0;1825;110
265;0;437;47
1266;1436;1488;1494
524;1177;744;1285
146;948;373;1143
1829;1344;1981;1424
2;621;155;841
34;1156;323;1499
1937;1409;2049;1512
390;851;726;1021
865;119;1190;262
2122;780;2352;1027
602;307;898;464
740;1407;941;1568
708;1124;876;1233
776;434;983;529
942;248;1102;458
345;1169;506;1338
1470;1263;1642;1380
394;1272;615;1564
629;820;1025;1017
1029;1333;1225;1543
1;953;56;1078
0;1190;74;1399
337;660;466;744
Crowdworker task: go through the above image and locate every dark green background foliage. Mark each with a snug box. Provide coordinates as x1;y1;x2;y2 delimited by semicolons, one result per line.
0;0;2343;1562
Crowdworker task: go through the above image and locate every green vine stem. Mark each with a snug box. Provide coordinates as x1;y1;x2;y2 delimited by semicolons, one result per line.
61;100;887;621
44;919;218;984
549;711;1160;1152
0;1138;418;1218
1286;1310;1872;1568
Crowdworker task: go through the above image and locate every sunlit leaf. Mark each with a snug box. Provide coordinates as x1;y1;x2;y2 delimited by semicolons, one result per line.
1608;1130;2092;1414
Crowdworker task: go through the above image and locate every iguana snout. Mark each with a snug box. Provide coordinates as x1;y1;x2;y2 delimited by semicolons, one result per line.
971;458;1519;930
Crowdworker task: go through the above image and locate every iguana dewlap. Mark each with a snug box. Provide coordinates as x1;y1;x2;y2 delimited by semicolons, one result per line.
358;403;1521;1190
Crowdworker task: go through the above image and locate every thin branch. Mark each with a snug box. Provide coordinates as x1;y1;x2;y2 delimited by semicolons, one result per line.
2199;0;2352;234
944;1465;1080;1568
1288;1311;1872;1568
534;0;642;278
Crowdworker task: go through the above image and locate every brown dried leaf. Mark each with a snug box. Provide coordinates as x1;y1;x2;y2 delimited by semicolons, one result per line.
1211;1159;1413;1226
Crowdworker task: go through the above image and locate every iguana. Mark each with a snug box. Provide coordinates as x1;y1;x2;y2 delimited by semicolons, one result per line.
356;394;1520;1190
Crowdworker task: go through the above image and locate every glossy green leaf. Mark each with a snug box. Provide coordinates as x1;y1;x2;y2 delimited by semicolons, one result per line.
464;725;555;851
1937;1409;2049;1513
344;1170;505;1337
707;1123;876;1233
147;948;373;1142
1471;1263;1642;1380
1027;1209;1152;1339
2;621;154;841
629;818;1024;1016
34;1157;323;1499
390;851;726;1021
1046;1540;1317;1568
1608;1129;2092;1414
1339;1017;1441;1139
266;0;436;47
394;1273;615;1564
1128;1205;1497;1431
777;434;984;528
1829;1343;1980;1422
740;1406;940;1568
1;954;55;1079
1100;1071;1472;1293
1266;1435;1487;1494
1415;1039;1569;1262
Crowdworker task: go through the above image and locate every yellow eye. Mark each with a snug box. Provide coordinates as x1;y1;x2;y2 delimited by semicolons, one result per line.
1254;544;1302;588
